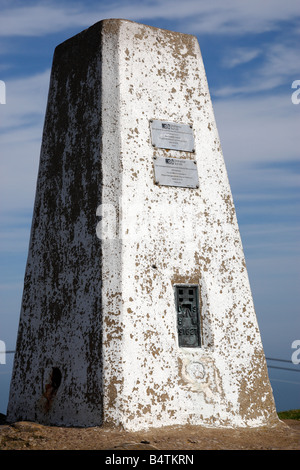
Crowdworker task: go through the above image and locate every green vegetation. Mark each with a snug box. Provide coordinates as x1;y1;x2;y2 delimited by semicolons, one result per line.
278;409;300;420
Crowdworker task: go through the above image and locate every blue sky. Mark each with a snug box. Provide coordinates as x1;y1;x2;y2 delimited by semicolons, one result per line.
0;0;299;415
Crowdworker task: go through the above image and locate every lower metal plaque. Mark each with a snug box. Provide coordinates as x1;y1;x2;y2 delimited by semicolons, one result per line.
175;285;201;348
150;120;195;152
153;157;199;189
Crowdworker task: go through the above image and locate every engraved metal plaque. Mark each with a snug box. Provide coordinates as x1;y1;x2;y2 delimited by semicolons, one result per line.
150;120;195;152
175;285;201;348
153;157;199;189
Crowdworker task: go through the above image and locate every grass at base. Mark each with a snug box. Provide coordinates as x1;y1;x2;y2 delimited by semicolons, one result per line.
278;409;300;420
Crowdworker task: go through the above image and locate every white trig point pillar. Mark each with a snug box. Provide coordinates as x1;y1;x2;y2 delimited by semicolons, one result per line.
7;19;278;430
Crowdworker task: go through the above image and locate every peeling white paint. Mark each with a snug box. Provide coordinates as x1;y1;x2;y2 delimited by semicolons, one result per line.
7;19;278;431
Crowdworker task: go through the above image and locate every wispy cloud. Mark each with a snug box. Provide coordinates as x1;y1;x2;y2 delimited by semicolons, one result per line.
214;93;299;167
214;40;300;97
223;48;261;68
0;0;299;37
0;227;31;253
185;0;300;35
0;70;50;213
0;1;299;415
0;69;49;130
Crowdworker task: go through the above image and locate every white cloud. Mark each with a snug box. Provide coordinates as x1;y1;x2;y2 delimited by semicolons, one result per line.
0;70;298;216
217;38;300;100
214;41;300;97
0;3;298;264
1;69;50;130
0;0;299;37
212;92;300;249
224;48;261;68
0;282;24;291
0;3;83;36
0;70;50;213
213;93;300;170
0;226;31;253
0;1;299;415
184;0;300;35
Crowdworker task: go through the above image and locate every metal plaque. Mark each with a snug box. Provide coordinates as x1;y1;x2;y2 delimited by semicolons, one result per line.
150;120;195;152
175;285;201;348
153;157;199;189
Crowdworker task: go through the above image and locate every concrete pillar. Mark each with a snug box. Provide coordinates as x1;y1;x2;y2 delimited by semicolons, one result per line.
7;19;278;430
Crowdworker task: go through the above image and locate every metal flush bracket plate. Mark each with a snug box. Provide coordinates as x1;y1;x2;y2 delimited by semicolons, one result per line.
150;120;195;152
153;157;199;189
175;285;201;348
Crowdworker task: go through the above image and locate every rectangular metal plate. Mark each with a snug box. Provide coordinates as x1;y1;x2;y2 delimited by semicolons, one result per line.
175;285;201;348
150;120;195;152
153;157;199;189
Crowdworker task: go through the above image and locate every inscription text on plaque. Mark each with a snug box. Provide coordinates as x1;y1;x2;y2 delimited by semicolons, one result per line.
175;285;201;348
153;157;199;189
150;120;195;152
